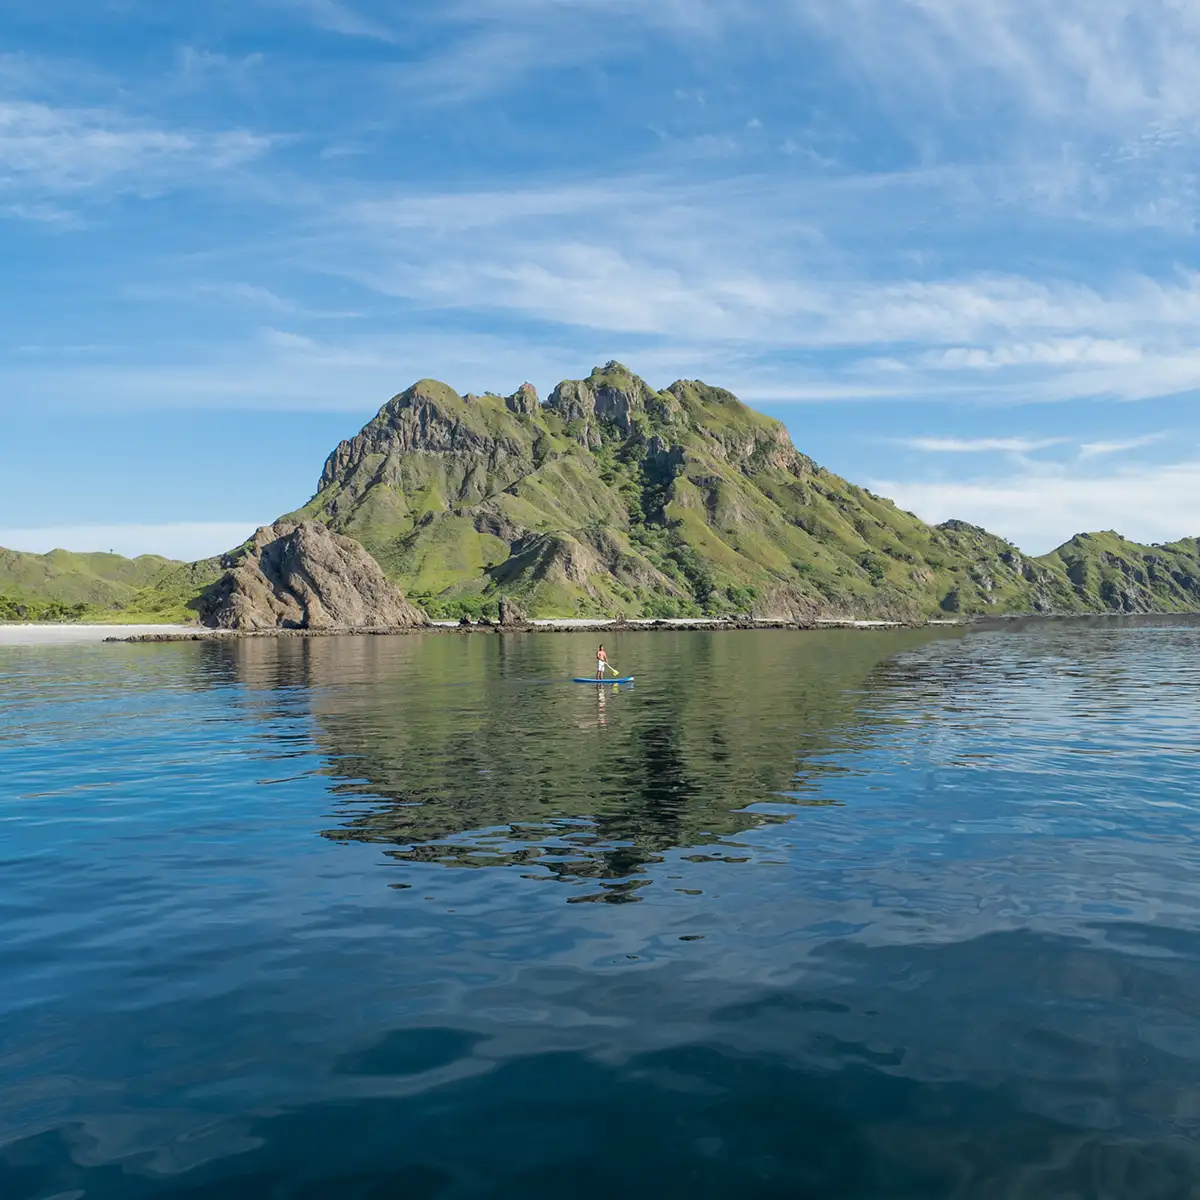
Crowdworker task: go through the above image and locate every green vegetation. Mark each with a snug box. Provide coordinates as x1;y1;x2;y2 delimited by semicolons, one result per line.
286;366;1111;619
0;596;92;622
0;549;226;623
7;364;1200;622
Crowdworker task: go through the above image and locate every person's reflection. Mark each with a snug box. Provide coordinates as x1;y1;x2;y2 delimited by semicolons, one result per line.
597;685;608;727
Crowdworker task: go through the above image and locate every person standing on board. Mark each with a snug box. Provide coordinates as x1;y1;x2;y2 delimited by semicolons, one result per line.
595;644;609;680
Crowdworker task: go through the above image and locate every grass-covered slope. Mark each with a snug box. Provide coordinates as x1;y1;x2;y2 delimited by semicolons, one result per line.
0;547;225;622
8;363;1200;623
284;362;1158;619
0;548;174;606
1040;532;1200;613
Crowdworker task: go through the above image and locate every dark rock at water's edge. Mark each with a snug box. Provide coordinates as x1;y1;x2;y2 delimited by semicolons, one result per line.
199;521;428;631
105;618;935;644
497;598;529;627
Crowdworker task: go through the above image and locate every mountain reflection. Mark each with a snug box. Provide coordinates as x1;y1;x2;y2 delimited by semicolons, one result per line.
215;629;953;893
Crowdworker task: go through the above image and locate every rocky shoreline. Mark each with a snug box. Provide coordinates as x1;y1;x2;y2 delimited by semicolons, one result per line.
95;609;1200;645
105;617;942;643
0;610;1187;646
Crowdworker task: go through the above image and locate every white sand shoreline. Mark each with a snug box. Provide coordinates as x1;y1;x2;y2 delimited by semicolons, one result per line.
2;617;954;646
0;624;195;645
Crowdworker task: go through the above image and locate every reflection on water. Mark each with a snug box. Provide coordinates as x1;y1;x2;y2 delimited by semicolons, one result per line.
3;620;1200;1198
232;629;944;895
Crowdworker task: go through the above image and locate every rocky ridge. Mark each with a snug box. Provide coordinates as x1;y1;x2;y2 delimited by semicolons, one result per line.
7;363;1200;624
291;361;1196;620
199;521;428;631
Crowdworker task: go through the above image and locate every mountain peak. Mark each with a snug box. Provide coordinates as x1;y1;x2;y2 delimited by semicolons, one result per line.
11;364;1200;624
546;364;679;443
505;382;539;414
388;378;461;411
588;360;637;381
275;366;1200;623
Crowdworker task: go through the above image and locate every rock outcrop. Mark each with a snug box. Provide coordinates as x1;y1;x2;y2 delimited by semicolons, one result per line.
497;597;528;626
262;363;1200;621
200;521;428;631
11;362;1200;624
505;382;539;414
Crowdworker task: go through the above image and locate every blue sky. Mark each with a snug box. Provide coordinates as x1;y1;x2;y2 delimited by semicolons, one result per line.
4;0;1200;559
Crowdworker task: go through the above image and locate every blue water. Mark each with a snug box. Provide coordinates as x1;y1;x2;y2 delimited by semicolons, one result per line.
3;621;1200;1197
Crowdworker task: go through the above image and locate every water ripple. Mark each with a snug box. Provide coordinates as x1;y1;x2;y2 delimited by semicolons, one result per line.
4;621;1200;1196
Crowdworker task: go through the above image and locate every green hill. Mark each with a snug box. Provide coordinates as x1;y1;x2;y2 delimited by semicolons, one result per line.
285;363;1081;619
0;547;225;622
1038;532;1200;614
6;363;1200;622
0;548;174;605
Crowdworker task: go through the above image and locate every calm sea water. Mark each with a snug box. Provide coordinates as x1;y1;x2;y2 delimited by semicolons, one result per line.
3;621;1200;1198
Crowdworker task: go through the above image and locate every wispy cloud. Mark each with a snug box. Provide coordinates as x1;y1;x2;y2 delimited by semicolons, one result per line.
0;99;272;211
872;459;1200;555
897;436;1068;454
273;0;398;42
1079;433;1165;459
356;0;1200;153
392;0;737;103
919;339;1144;370
796;0;1200;139
124;280;360;320
310;177;1200;405
0;325;628;414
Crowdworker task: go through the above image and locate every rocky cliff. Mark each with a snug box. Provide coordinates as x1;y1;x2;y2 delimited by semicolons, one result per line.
199;521;428;630
287;362;1119;619
8;363;1199;623
1041;532;1200;613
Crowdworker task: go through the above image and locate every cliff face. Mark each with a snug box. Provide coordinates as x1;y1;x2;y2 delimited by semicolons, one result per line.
284;361;1174;620
199;521;428;631
9;364;1196;624
1040;533;1200;613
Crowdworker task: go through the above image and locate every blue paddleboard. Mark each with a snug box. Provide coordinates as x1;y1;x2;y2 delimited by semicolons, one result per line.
573;676;634;684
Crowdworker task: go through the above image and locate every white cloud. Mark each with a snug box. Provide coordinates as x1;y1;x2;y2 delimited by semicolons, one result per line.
921;339;1144;369
349;0;1200;151
124;280;360;320
261;328;321;351
1079;433;1165;459
0;326;637;414
330;177;1200;335
0;99;272;210
313;179;1200;406
871;460;1200;555
795;0;1200;138
897;436;1068;454
392;0;736;103
0;522;258;560
274;0;398;41
175;46;265;86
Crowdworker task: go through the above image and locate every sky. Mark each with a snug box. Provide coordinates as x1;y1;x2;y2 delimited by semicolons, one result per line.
4;0;1200;559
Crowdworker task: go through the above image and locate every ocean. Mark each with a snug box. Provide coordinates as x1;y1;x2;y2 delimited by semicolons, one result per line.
3;621;1200;1198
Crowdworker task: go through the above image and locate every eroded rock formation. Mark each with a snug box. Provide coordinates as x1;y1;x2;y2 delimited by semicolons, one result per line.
200;521;428;631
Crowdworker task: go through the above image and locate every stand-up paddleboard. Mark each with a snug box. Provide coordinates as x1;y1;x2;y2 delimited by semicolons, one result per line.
573;676;634;684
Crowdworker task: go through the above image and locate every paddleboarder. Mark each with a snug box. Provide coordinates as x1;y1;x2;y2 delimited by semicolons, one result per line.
595;644;609;679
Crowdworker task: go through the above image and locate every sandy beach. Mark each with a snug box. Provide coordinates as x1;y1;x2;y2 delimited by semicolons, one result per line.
0;624;195;646
1;616;972;646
